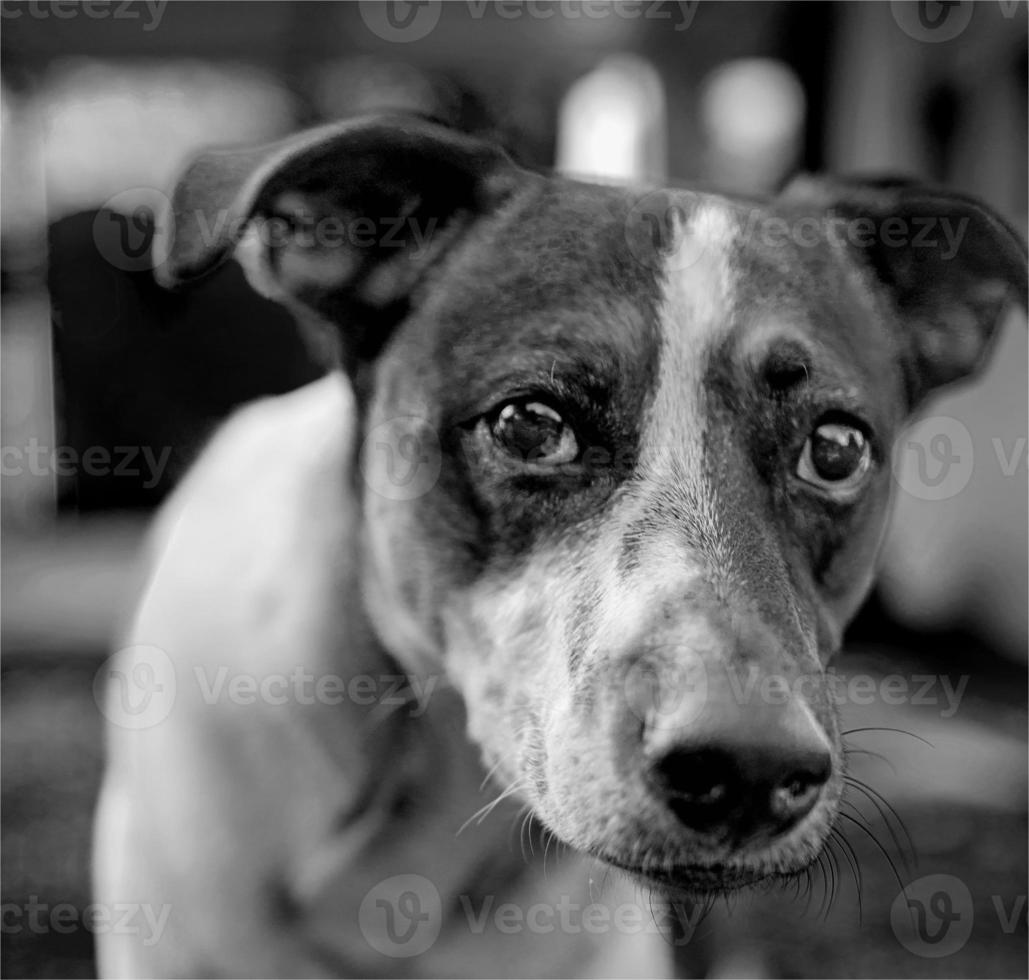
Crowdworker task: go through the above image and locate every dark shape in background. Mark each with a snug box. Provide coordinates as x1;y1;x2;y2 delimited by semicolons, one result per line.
50;209;320;510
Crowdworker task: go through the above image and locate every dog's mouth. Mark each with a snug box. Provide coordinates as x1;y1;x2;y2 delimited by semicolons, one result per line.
595;851;782;895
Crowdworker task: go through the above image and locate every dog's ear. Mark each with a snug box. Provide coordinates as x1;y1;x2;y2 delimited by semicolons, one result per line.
154;115;520;368
780;175;1027;406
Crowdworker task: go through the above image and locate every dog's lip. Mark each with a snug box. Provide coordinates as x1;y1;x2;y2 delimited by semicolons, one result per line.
595;851;771;893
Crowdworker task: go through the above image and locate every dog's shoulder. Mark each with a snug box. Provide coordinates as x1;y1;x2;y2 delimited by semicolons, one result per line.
130;372;362;672
161;371;354;532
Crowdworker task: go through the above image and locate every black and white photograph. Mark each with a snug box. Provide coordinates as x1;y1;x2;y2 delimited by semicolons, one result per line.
2;2;1027;977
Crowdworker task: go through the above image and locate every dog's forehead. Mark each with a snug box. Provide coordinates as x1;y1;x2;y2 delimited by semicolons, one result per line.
653;196;740;369
405;177;669;414
634;197;739;462
395;177;896;427
652;189;902;407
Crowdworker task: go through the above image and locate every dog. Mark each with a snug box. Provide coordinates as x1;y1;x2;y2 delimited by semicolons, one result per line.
92;115;1027;978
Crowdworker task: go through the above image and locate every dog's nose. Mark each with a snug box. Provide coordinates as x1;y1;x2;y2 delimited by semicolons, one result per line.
649;736;831;840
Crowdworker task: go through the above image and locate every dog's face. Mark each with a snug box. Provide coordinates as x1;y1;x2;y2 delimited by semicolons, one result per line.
161;117;1026;892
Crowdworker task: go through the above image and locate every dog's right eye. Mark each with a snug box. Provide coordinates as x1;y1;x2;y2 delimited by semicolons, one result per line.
796;419;872;494
489;400;579;465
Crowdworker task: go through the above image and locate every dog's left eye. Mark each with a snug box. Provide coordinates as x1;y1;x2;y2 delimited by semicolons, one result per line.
796;420;871;492
490;400;579;465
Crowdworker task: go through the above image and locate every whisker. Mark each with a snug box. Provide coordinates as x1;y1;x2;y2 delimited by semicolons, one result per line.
841;792;913;878
479;757;507;793
824;839;841;919
838;810;907;893
520;808;535;861
542;825;557;878
829;828;864;924
813;852;832;920
508;802;531;856
842;747;898;776
798;866;815;914
841;726;934;748
456;779;528;837
844;775;917;872
524;809;539;859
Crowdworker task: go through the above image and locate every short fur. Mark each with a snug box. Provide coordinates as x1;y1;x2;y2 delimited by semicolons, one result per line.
94;116;1027;978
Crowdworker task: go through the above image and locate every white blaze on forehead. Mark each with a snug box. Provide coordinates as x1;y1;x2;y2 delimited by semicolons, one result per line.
641;198;739;475
594;197;742;611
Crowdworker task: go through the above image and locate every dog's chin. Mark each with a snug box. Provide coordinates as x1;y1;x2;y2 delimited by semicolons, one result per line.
595;851;779;896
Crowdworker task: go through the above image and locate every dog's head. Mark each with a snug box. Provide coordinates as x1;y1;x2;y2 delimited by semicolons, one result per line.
158;117;1026;892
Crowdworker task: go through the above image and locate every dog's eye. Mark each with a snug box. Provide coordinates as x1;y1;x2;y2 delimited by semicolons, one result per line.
797;421;871;492
490;400;578;465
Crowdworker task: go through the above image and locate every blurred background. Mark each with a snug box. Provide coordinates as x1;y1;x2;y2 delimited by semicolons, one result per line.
1;2;1026;977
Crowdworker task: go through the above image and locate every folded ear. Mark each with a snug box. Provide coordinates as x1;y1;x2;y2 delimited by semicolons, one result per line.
154;115;520;368
779;175;1027;407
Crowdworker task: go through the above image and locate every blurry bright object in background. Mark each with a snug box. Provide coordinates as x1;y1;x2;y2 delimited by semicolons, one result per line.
878;313;1029;663
698;57;805;193
312;56;460;125
1;58;298;526
36;58;296;220
556;54;667;183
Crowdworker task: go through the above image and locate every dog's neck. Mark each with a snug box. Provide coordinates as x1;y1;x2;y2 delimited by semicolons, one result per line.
289;380;550;908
